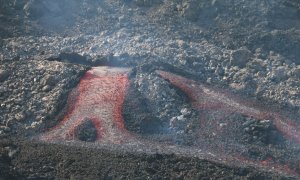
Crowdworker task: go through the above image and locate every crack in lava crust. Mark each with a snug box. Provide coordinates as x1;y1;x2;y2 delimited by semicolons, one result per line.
37;67;300;177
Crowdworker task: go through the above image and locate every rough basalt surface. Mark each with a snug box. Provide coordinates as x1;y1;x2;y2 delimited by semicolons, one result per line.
0;59;87;137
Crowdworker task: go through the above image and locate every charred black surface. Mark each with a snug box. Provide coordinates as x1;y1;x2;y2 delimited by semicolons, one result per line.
0;139;294;179
47;52;91;66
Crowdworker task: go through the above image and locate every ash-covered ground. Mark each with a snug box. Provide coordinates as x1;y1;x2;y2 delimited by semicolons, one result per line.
1;0;300;179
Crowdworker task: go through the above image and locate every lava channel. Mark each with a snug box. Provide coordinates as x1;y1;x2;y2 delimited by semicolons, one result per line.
156;70;300;177
39;66;134;144
37;67;300;177
156;70;300;147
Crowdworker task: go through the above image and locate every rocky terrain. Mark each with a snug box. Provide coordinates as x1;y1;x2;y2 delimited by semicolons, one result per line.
1;0;300;179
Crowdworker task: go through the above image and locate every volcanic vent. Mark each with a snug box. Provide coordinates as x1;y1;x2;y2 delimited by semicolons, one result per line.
38;66;300;178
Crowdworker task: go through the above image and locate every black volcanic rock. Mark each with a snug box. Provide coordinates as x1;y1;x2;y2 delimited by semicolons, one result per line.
74;118;97;142
0;69;9;82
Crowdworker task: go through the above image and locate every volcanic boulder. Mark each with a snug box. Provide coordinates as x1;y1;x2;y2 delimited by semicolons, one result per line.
74;118;98;142
0;69;9;82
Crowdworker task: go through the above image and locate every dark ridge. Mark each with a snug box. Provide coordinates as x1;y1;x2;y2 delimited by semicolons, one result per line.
47;52;92;66
122;80;163;134
47;52;136;67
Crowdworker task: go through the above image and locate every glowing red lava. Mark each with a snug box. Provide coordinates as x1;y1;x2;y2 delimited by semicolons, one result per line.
38;67;299;177
156;70;300;146
156;70;300;177
39;66;134;143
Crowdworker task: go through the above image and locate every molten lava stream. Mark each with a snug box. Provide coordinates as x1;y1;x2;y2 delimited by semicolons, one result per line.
37;68;299;177
156;70;300;177
156;70;300;147
39;66;134;143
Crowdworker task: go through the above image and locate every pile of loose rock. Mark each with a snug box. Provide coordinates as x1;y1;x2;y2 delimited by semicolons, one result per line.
0;59;87;136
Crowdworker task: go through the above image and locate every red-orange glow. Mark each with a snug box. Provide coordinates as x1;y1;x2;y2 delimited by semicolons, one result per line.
39;67;133;143
38;68;299;177
156;70;300;146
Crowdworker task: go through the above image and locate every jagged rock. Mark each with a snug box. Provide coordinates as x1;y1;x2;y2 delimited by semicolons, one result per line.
292;65;300;77
177;0;202;22
247;59;266;72
14;112;26;121
23;0;47;19
243;118;284;146
74;118;97;142
0;126;10;133
42;85;51;92
0;69;9;82
272;66;288;80
133;0;162;7
230;48;252;68
41;75;56;86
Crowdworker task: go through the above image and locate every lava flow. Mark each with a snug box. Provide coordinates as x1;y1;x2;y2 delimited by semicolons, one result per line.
156;70;300;176
39;66;134;143
156;70;300;146
38;67;300;177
